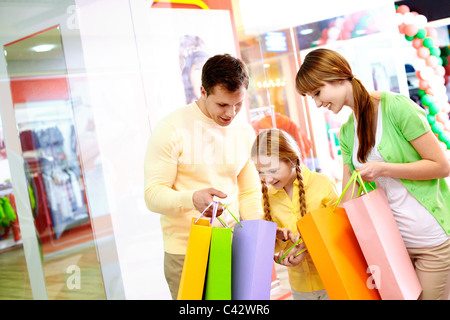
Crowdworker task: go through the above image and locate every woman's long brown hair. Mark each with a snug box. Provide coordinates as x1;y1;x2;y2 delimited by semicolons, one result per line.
251;129;307;221
295;48;375;163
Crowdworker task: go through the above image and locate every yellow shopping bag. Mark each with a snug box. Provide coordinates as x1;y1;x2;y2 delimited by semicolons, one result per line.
177;217;212;300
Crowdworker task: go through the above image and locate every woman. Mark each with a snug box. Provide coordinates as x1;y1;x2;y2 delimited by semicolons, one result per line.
295;48;450;300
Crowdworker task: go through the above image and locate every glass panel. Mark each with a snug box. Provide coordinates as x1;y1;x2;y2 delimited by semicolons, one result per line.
0;118;32;299
3;25;105;299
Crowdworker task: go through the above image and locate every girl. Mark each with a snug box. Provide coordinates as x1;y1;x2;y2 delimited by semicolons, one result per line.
251;128;339;300
295;48;450;300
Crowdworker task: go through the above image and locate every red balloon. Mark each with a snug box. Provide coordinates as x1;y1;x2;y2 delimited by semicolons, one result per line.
417;46;430;59
426;55;439;68
412;38;423;49
397;5;410;14
416;70;422;79
404;24;419;37
419;79;429;90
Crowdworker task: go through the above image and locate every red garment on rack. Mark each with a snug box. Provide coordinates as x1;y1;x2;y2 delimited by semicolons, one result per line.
251;113;312;160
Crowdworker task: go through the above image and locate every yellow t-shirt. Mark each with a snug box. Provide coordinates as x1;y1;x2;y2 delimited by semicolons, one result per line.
144;102;263;254
268;165;339;292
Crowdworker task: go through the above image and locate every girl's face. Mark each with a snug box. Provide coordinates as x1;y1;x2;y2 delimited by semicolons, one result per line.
308;80;352;114
255;155;296;190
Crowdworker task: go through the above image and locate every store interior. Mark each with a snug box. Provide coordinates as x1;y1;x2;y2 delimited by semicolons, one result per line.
0;0;449;300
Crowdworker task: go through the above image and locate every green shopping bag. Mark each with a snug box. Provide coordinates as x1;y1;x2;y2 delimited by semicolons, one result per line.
204;226;232;300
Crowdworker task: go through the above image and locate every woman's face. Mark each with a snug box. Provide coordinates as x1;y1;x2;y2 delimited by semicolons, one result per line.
308;80;352;114
255;155;296;190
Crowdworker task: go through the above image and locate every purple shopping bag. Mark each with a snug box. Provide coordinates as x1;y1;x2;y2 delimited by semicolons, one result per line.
231;219;277;300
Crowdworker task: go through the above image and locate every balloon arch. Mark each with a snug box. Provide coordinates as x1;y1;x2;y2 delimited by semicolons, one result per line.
396;4;450;154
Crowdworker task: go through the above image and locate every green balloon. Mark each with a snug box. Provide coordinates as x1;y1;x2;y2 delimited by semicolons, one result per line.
423;37;434;48
442;56;448;67
418;89;426;97
427;114;436;125
421;94;434;107
437;57;443;66
429;103;440;115
431;122;443;134
415;28;426;39
405;35;414;41
439;131;450;144
430;47;441;57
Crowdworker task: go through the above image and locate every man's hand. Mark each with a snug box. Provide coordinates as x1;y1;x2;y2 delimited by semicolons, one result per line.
192;188;227;217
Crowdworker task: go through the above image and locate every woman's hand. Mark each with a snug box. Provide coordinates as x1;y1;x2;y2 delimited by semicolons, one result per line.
357;161;386;182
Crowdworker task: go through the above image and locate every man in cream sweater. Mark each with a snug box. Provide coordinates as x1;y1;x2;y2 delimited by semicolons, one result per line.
144;54;263;299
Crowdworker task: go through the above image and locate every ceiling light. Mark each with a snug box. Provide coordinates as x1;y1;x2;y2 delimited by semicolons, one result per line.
31;44;55;52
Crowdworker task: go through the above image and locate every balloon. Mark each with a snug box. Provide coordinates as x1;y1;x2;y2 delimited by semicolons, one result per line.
405;34;414;41
397;5;410;14
415;28;427;39
404;24;419;37
441;46;450;57
412;38;423;49
436;112;448;124
442;56;448;67
427;114;436;125
445;121;450;131
395;13;404;25
417;46;430;59
426;55;439;68
420;66;434;80
422;37;434;48
415;15;428;28
435;65;446;77
429;47;441;57
429;103;441;115
431;121;444;134
418;89;426;97
420;94;434;107
403;12;415;25
419;79;429;90
425;27;438;39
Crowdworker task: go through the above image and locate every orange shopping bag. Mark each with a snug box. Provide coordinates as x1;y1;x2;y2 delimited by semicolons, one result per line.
297;206;381;300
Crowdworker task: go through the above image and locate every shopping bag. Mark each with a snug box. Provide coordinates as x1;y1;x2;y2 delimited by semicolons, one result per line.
204;226;232;300
297;207;381;300
343;171;422;300
179;201;235;300
232;219;277;300
177;217;212;300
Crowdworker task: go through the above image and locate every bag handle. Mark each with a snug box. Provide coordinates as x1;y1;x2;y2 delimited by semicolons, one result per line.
276;237;307;264
194;201;242;229
333;170;377;211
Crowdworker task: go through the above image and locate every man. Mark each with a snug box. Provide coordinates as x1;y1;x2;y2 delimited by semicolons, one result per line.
144;54;263;299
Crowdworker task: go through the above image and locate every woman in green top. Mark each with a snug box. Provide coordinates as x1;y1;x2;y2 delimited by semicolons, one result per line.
295;48;450;300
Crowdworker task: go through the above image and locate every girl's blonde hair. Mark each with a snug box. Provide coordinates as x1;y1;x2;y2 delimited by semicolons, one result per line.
251;129;307;221
295;48;375;163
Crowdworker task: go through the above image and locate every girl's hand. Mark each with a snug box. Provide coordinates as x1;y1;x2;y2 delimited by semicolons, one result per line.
275;227;297;243
274;241;307;267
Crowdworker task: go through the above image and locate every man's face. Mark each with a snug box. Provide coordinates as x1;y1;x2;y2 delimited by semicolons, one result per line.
200;84;246;127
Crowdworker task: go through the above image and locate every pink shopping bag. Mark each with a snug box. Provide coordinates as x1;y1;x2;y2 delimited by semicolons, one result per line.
342;171;422;300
